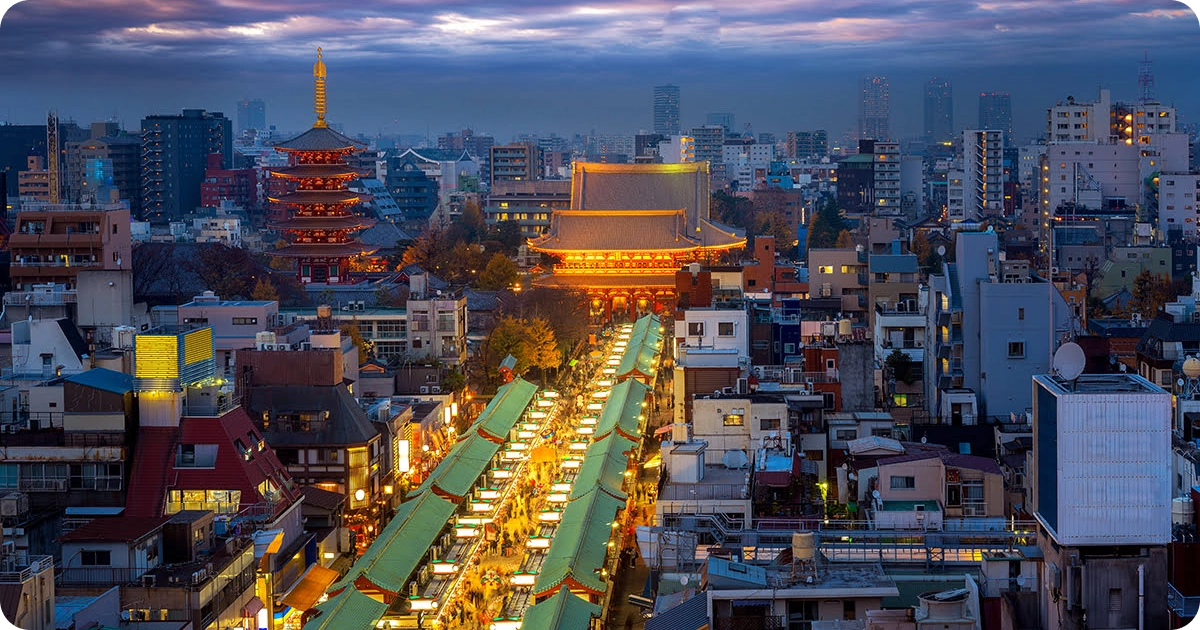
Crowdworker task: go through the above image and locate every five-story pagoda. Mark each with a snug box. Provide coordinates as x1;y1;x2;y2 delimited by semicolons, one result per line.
267;48;376;284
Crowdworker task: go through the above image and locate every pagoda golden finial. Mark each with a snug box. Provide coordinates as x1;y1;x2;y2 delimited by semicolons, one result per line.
313;47;328;128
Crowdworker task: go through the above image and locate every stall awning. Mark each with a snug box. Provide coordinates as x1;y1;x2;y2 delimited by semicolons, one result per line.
280;564;339;612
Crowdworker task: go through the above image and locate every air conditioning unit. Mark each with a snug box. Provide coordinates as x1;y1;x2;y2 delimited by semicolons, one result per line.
2;541;15;555
300;342;312;351
430;385;441;394
904;299;916;311
142;574;156;587
419;386;430;394
915;340;924;348
736;378;749;394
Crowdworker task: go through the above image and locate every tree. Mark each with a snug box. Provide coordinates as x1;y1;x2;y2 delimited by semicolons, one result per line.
521;317;562;383
493;220;524;255
835;229;854;249
1131;270;1175;318
478;253;519;290
911;232;941;275
251;277;279;302
806;198;843;252
885;349;917;385
340;318;373;360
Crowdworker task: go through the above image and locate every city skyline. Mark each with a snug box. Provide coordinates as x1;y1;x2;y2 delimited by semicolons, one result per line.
0;1;1197;141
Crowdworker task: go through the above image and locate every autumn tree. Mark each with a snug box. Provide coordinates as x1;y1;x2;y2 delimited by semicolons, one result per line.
521;317;562;383
340;318;373;360
911;232;942;275
477;253;519;290
835;229;854;249
250;277;279;302
1130;270;1175;318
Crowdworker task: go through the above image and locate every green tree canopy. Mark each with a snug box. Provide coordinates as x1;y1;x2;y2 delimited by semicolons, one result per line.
1131;270;1175;318
806;198;844;253
477;253;519;290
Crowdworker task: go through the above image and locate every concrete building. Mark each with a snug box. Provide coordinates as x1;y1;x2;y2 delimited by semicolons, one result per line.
1031;373;1171;630
64;130;142;214
808;249;868;322
978;92;1013;143
923;77;954;144
923;230;1070;423
870;252;924;366
236;98;266;133
0;550;55;630
785;130;828;160
657;135;695;164
653;84;681;136
484;179;570;238
489;142;539;188
958;130;1005;221
860;76;891;141
689;125;726;179
174;291;281;374
17;155;50;204
873;141;901;216
140;109;233;223
199;153;258;211
7;201;132;291
1159;173;1200;240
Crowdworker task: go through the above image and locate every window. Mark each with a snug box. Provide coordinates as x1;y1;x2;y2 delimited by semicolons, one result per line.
80;550;111;566
890;476;916;490
1008;341;1025;358
1018;308;1024;320
835;429;857;441
818;266;833;274
804;450;824;461
0;464;16;489
718;322;734;337
231;317;257;325
687;322;704;336
822;392;836;410
871;428;893;438
723;413;744;426
760;418;781;431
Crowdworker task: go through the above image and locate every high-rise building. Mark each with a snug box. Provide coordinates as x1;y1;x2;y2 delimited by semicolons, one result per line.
859;76;890;141
236;98;266;133
653;84;681;135
872;141;901;215
923;77;954;144
490;142;540;188
786;130;828;160
689;125;725;167
65;129;141;212
957;130;1005;221
705;112;735;135
140;109;233;222
978;92;1013;142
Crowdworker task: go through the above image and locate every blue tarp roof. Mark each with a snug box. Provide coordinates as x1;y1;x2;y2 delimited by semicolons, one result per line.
64;368;134;395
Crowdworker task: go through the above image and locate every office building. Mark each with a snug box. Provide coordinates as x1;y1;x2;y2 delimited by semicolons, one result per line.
65;131;141;213
484;179;570;238
653;84;681;135
1031;373;1170;630
689;124;725;169
978;92;1012;142
924;77;954;144
199;153;258;211
236;98;266;133
140;109;233;222
859;76;890;141
489;142;540;188
1159;173;1200;240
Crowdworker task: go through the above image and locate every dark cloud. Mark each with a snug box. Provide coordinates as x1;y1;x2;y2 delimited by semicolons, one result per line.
0;0;1196;140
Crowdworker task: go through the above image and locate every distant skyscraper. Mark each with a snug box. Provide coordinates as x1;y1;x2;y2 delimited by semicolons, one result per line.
785;130;827;160
978;92;1012;143
705;112;735;135
859;76;890;141
236;98;266;133
923;77;954;144
653;85;681;135
141;109;233;222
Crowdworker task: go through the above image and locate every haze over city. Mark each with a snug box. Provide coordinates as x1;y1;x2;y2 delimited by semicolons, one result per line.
1;0;1199;141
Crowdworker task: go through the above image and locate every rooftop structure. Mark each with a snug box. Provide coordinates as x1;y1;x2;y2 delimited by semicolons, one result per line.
266;49;376;285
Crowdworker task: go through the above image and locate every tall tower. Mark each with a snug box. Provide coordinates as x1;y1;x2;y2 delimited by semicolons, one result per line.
923;77;953;144
1137;51;1156;105
653;85;681;135
977;92;1013;144
859;76;890;141
266;49;376;285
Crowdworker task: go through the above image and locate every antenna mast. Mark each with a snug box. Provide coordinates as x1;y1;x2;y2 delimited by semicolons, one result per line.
46;110;60;204
1137;50;1156;105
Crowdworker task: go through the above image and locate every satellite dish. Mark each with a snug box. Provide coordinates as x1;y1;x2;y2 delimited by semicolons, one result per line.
872;490;882;500
680;575;689;586
1053;342;1086;381
937;245;946;257
1179;379;1186;388
722;450;749;469
920;436;927;444
1016;575;1027;588
1184;356;1200;380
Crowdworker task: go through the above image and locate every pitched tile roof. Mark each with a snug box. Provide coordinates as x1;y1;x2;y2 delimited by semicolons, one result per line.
300;486;346;512
274;126;365;152
247;385;379;446
529;210;699;252
533;490;625;599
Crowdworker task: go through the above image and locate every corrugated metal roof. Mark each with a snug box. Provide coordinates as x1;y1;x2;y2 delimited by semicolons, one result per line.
646;593;708;630
533;490;625;598
64;367;134;395
869;254;918;274
330;491;457;595
301;587;388;630
520;587;601;630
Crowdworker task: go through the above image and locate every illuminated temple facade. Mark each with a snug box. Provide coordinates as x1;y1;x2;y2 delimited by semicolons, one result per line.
528;162;745;321
267;49;376;284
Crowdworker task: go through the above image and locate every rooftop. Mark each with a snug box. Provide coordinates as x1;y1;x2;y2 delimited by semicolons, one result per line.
59;516;168;543
1033;373;1167;395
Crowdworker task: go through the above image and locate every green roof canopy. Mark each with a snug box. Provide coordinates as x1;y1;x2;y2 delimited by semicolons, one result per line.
520;586;602;630
417;433;503;499
571;434;632;501
594;378;649;441
301;585;389;630
533;490;625;598
474;378;539;440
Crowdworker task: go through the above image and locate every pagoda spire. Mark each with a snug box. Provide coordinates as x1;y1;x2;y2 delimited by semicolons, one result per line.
313;47;327;128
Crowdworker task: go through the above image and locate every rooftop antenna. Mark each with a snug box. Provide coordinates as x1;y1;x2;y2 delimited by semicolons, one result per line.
1138;50;1156;105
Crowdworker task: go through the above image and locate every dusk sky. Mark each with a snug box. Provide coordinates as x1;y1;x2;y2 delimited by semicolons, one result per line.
0;0;1198;143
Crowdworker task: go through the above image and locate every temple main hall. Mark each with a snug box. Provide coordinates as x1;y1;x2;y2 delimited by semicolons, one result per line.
528;161;745;321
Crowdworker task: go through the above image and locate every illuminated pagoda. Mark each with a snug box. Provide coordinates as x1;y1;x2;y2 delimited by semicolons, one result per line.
528;161;745;321
267;48;376;284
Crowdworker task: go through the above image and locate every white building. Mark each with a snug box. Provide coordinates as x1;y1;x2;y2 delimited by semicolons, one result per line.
658;135;695;163
947;169;965;221
872;141;901;215
1159;173;1200;240
960;130;1005;221
677;308;749;358
1017;144;1047;195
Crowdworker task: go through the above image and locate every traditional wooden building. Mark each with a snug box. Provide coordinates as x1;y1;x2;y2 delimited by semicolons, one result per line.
528;162;744;321
266;49;375;285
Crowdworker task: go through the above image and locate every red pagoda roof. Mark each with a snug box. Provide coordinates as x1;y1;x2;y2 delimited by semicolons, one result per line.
269;190;361;206
268;215;377;231
274;126;365;153
270;242;379;258
269;164;365;179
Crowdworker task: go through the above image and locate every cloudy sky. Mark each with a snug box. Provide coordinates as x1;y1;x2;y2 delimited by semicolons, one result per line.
0;0;1197;143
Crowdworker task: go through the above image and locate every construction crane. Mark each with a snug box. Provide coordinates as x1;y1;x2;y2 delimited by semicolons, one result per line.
46;110;60;204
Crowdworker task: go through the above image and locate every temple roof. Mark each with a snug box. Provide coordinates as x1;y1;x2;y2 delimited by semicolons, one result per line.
269;190;362;206
529;209;697;252
267;215;376;231
268;242;379;258
274;126;365;153
269;164;365;179
570;161;710;230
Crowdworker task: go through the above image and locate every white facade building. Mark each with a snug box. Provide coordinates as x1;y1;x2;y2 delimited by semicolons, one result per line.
658;136;695;164
960;130;1004;221
1159;173;1200;240
872;141;901;215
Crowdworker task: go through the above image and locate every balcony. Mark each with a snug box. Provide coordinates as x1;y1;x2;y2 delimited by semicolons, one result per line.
0;554;54;584
1169;582;1200;618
